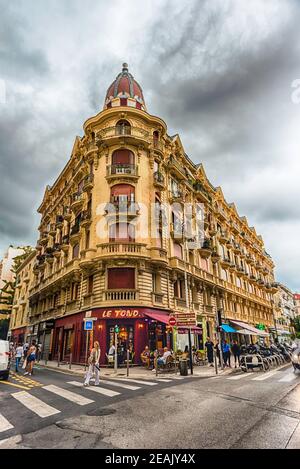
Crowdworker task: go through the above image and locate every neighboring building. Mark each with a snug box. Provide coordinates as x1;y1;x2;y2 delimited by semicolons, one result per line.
294;293;300;318
8;250;36;344
28;64;278;364
273;284;297;342
0;246;25;319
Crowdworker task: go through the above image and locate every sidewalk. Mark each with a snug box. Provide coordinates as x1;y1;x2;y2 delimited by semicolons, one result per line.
36;360;235;379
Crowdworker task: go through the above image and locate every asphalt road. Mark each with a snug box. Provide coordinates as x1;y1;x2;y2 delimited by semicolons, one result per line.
1;363;300;448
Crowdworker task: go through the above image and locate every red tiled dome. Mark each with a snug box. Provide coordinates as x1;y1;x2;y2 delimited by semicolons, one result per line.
104;63;146;110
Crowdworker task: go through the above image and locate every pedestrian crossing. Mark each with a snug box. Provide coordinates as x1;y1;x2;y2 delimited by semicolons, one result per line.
0;375;187;436
224;369;300;384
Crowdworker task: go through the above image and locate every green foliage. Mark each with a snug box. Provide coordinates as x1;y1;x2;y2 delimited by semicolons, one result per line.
292;316;300;333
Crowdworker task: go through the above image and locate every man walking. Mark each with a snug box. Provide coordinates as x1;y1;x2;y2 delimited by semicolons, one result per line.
222;340;231;367
84;341;101;386
205;337;214;367
231;340;241;368
15;342;23;372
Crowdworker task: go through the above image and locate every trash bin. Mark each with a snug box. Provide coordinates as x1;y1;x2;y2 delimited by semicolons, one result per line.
179;359;188;376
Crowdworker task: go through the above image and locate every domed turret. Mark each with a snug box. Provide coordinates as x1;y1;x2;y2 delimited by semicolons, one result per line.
104;63;146;111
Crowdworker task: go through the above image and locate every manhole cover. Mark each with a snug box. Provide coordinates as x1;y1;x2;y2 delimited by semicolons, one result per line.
87;408;116;416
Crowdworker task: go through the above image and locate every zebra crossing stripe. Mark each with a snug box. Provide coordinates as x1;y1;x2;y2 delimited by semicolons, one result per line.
114;378;158;386
252;370;279;381
43;385;94;405
12;391;60;417
99;380;140;391
0;414;14;433
227;373;251;380
155;379;172;383
68;381;120;397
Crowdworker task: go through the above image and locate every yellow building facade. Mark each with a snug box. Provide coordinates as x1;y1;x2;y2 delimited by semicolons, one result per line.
26;64;278;363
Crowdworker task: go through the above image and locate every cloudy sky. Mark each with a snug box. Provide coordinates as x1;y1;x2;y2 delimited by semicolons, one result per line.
0;0;300;290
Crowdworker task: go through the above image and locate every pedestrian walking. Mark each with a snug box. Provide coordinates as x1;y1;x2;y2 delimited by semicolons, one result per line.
23;341;29;360
84;341;101;387
24;341;37;376
222;340;231;367
231;340;241;368
205;337;214;367
15;342;23;372
214;340;222;367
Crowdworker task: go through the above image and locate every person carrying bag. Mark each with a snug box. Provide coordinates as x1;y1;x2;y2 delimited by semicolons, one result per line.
84;341;101;387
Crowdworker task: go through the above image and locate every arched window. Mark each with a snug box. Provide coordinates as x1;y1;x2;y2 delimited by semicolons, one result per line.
111;184;135;204
116;120;131;136
153;131;159;148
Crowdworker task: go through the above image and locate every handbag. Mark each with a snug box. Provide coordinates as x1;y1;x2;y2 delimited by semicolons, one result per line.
22;358;27;369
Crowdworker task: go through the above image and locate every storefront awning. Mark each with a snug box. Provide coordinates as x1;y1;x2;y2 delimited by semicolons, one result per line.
221;324;237;333
143;311;170;325
230;320;269;337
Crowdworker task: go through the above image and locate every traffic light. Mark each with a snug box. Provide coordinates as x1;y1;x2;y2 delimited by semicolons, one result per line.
114;325;120;334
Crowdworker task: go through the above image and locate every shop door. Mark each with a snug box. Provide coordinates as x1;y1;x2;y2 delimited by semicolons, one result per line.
63;329;74;361
42;332;51;360
107;324;134;364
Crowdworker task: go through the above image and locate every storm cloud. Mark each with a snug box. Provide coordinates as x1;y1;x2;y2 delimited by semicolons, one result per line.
0;0;299;290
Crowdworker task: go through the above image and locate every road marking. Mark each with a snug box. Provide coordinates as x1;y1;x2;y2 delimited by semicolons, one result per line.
0;380;30;390
115;378;158;386
0;414;14;433
43;385;94;405
252;370;279;381
68;381;120;397
99;380;140;391
169;376;184;380
12;391;60;418
278;373;298;383
154;379;172;383
227;373;251;380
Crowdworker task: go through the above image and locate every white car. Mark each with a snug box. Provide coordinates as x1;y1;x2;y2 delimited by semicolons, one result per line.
0;340;11;380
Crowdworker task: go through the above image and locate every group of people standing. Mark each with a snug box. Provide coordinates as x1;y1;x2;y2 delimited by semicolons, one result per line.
11;341;38;375
205;338;241;368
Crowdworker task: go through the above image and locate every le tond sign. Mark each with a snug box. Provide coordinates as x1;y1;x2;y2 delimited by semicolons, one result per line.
96;309;144;319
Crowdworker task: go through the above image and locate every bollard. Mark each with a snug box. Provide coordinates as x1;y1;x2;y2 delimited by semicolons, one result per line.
69;353;72;370
57;352;60;367
126;349;129;377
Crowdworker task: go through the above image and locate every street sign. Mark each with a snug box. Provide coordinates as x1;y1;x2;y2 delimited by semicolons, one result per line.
168;316;177;327
84;320;93;331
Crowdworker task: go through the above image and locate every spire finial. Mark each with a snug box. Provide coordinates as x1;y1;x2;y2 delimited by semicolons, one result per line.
122;62;128;72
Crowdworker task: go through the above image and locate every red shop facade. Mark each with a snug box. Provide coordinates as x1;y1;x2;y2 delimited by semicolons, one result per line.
52;307;173;365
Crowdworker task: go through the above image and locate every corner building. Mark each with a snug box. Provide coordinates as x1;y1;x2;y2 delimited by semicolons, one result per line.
29;64;278;364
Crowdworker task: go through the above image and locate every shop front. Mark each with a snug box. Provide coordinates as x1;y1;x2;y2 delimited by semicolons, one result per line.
229;319;270;344
10;326;26;344
52;308;172;365
38;320;55;360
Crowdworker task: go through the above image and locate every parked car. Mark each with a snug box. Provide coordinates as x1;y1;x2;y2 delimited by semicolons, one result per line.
0;340;11;380
291;346;300;372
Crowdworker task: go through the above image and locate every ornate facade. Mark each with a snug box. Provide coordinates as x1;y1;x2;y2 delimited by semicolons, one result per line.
25;64;278;363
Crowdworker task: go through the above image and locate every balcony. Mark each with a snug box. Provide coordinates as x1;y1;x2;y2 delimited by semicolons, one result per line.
236;266;245;277
233;242;241;254
98;126;149;146
217;207;228;221
169;189;183;204
229;262;236;272
194;182;211;203
170;221;184;240
83;173;94;192
40;232;49;245
249;275;257;284
98;242;147;260
61;236;70;252
70;223;81;244
168;156;187;180
152;292;164;305
79;248;97;270
48;224;57;236
199;239;212;259
106;164;139;183
71;192;84;212
103;289;139;302
174;298;187;309
81;209;92;227
220;257;231;269
153;171;165;189
153;139;164;154
231;221;240;234
148;247;168;265
218;231;229;244
211;251;221;264
104;201;140;219
56;215;64;228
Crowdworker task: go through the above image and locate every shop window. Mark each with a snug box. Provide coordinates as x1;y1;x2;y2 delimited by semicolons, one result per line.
107;268;135;290
73;243;80;259
109;222;135;242
116;120;131;136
